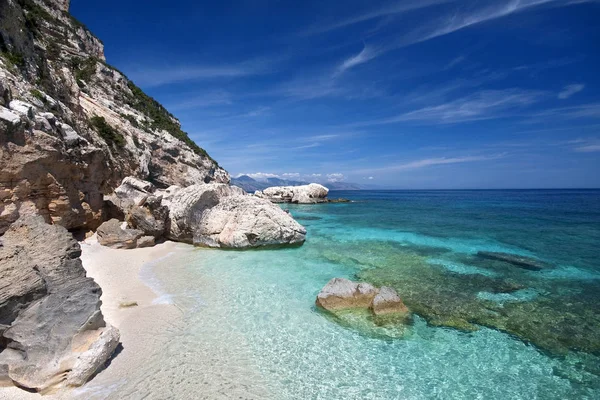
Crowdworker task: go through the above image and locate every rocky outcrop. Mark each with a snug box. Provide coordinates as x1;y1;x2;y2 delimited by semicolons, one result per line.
0;0;228;235
255;183;329;204
315;278;411;335
316;278;379;310
100;178;307;249
316;278;409;317
160;183;244;242
195;195;307;248
96;218;143;249
0;215;119;392
162;183;306;248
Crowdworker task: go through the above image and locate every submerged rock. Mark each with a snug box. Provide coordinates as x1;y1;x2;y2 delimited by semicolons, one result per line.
371;286;410;316
0;216;119;392
256;183;329;204
316;278;412;336
477;251;548;271
96;218;143;249
348;241;600;355
316;278;378;311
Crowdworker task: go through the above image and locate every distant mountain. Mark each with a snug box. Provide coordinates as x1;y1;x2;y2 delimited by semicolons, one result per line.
231;175;365;192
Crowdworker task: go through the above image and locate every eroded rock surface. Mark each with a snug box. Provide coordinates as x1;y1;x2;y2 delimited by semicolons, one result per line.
255;183;330;204
371;286;410;316
96;218;143;249
196;195;307;248
316;278;379;311
0;216;119;392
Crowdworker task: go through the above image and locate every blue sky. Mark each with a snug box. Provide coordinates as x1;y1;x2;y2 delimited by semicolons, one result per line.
72;0;599;188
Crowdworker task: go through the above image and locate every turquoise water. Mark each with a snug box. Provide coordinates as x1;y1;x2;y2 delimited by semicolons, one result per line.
123;190;600;399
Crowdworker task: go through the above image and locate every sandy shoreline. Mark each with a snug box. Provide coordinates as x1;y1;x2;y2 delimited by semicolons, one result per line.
0;240;183;400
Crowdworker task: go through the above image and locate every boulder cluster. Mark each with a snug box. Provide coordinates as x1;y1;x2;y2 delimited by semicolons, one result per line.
96;177;307;249
255;183;330;204
316;278;410;318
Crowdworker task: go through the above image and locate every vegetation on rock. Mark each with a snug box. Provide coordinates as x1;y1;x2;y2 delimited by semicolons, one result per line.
90;115;125;147
125;81;216;163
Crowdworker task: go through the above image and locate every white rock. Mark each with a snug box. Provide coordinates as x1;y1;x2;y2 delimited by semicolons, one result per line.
66;325;120;387
0;106;21;125
39;112;56;122
9;100;35;118
57;122;84;146
166;183;245;242
260;183;329;204
34;115;53;131
164;183;306;248
316;278;379;311
196;195;307;248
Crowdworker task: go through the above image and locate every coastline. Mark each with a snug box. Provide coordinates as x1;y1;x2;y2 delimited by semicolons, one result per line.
0;240;182;400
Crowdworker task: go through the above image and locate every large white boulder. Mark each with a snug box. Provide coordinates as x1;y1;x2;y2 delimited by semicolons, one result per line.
165;183;306;248
256;183;329;204
195;195;307;248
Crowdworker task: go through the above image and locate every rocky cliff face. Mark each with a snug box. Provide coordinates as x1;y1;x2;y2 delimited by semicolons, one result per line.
0;0;229;235
0;215;119;392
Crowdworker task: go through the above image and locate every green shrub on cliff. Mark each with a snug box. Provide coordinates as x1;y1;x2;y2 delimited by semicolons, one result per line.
124;81;216;163
72;57;98;87
90;115;125;148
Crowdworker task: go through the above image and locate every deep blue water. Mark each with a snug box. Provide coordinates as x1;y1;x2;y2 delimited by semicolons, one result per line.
104;189;600;399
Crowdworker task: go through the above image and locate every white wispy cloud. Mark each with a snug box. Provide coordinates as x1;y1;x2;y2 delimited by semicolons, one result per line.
236;172;346;183
302;0;448;36
569;138;600;152
352;88;545;126
338;0;588;71
128;56;279;87
356;154;506;174
558;84;585;99
530;103;600;120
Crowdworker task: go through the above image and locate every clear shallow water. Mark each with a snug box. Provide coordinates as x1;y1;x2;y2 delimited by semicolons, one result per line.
104;190;600;399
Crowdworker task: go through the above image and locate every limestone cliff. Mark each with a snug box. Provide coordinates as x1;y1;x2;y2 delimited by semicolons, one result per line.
0;0;229;234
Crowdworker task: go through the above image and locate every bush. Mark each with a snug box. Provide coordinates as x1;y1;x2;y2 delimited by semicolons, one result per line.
71;57;98;87
30;89;46;103
90;116;125;148
125;81;216;163
1;51;26;69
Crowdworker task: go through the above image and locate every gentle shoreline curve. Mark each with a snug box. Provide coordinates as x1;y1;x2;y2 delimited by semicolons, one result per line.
0;240;183;400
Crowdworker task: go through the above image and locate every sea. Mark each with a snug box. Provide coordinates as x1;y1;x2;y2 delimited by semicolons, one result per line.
88;190;600;399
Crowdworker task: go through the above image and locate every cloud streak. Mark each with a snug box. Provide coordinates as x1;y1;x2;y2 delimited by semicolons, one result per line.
339;0;586;71
128;56;279;87
302;0;448;36
558;84;585;99
356;154;506;174
352;88;545;126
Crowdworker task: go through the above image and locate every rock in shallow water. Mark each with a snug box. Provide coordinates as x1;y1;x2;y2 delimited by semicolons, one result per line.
316;278;379;310
316;278;411;336
477;251;548;271
371;286;410;316
0;216;119;392
255;183;329;204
